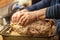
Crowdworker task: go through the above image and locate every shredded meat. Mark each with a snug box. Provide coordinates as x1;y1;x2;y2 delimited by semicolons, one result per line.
10;19;56;36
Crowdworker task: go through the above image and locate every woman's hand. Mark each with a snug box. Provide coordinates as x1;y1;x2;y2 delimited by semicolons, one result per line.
11;8;46;25
11;11;40;25
18;8;46;25
18;12;39;25
11;9;28;23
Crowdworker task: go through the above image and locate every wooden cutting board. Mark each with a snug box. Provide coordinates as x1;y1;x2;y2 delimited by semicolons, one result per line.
0;0;13;8
0;35;3;40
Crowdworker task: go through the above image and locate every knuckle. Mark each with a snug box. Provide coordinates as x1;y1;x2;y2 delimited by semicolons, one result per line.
12;15;16;18
26;15;30;20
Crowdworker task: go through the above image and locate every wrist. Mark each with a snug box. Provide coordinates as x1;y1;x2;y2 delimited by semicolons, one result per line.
39;8;46;20
33;8;46;20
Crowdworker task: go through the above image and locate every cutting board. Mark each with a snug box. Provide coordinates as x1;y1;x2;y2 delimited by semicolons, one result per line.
0;0;13;8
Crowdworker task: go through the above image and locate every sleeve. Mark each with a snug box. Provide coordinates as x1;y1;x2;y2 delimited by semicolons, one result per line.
46;4;60;19
56;19;60;36
26;0;51;11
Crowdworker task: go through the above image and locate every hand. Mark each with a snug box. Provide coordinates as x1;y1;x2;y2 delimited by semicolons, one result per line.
11;9;28;23
18;10;46;25
18;12;39;25
11;8;46;25
11;11;41;25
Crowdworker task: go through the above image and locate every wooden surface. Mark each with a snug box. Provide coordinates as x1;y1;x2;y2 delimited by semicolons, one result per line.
0;35;3;40
0;0;13;8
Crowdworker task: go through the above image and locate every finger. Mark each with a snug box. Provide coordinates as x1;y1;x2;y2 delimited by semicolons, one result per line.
11;13;17;21
11;14;17;23
13;16;17;23
19;15;25;24
24;20;29;26
21;18;27;25
14;12;20;22
16;13;24;22
14;14;19;23
11;12;24;23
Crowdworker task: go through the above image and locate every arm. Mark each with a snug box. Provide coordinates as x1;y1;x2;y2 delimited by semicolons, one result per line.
46;4;60;19
12;4;60;25
26;0;51;11
34;4;60;19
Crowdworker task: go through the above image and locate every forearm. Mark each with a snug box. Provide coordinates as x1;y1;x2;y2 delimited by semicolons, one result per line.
33;4;60;19
33;8;46;20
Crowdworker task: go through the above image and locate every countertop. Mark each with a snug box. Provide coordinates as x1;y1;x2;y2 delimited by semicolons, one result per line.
0;35;3;40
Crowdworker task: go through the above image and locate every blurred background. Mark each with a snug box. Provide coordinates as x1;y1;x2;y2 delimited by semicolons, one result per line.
0;0;41;17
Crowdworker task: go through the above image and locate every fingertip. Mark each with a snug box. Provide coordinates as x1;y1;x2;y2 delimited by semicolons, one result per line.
24;20;29;26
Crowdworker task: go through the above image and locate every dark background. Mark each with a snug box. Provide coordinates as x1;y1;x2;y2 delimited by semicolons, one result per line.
32;0;41;4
